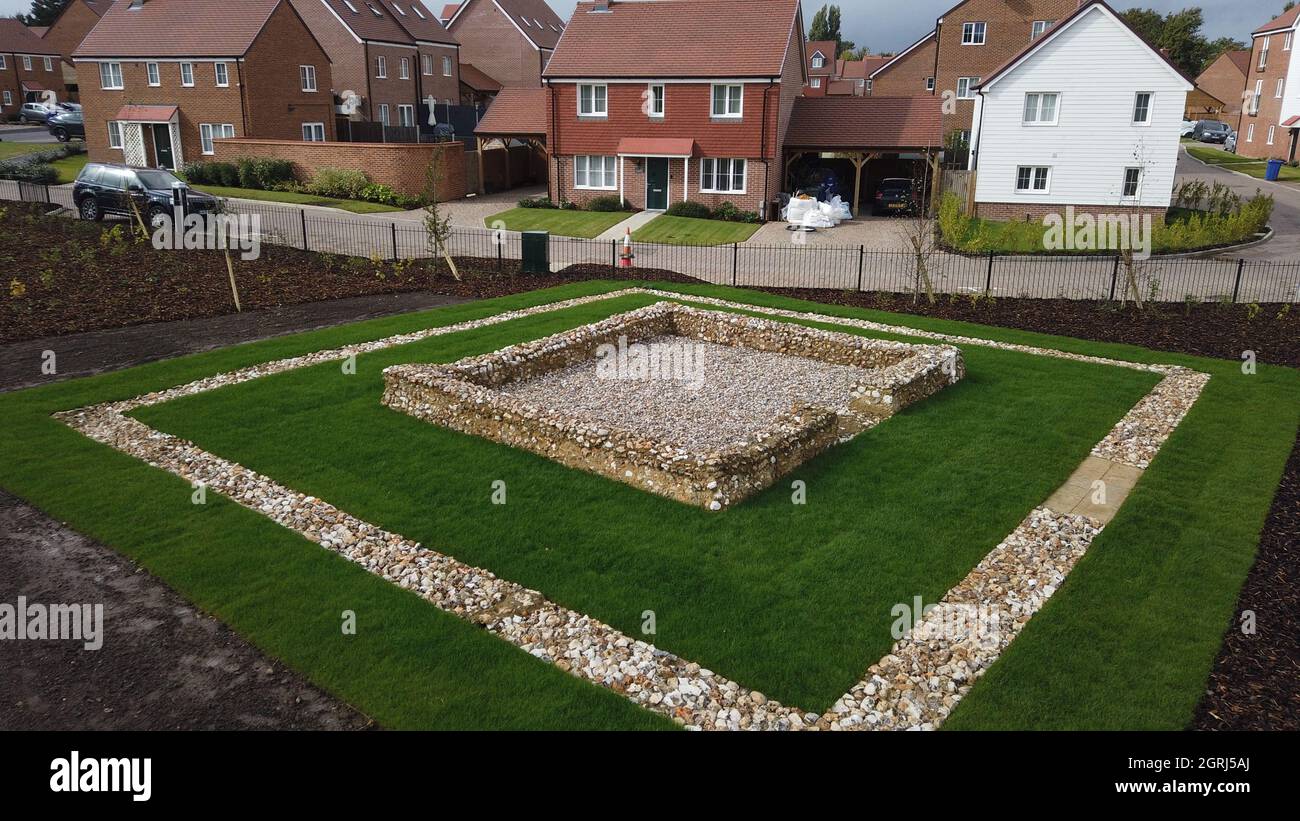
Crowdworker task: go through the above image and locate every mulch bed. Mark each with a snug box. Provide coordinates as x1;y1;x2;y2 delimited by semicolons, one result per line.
1191;430;1300;730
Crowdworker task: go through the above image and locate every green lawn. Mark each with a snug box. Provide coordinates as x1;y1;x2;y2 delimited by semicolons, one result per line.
52;151;88;184
189;184;404;214
0;281;1295;729
0;140;58;161
632;214;761;245
1185;143;1300;181
485;207;634;238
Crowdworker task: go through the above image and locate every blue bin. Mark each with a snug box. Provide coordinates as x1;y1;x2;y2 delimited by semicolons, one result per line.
1265;158;1283;181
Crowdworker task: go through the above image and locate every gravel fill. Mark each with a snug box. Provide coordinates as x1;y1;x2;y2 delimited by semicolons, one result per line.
494;335;874;451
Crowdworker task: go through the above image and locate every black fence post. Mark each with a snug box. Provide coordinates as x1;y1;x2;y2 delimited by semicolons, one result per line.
984;251;995;296
497;237;503;272
300;209;308;251
1232;258;1245;303
1109;255;1119;301
732;242;739;286
857;245;865;292
391;222;399;260
611;239;616;269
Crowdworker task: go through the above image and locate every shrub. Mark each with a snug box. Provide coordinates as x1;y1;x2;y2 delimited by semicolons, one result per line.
235;157;296;190
585;195;628;212
666;200;712;219
712;201;760;223
359;182;420;209
518;196;556;209
306;167;370;200
0;162;57;184
186;161;241;188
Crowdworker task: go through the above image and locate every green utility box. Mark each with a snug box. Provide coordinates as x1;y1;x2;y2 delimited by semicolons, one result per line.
521;230;550;274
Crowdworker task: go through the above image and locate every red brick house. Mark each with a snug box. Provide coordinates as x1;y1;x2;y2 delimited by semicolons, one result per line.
447;0;564;88
541;0;806;217
1238;7;1298;161
869;0;1079;144
36;0;106;99
75;0;335;170
290;0;461;127
804;39;835;95
0;19;67;118
1194;49;1249;126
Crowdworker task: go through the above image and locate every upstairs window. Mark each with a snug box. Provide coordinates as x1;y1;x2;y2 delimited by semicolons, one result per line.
442;55;452;76
43;56;53;72
925;76;935;92
0;56;7;70
22;55;31;71
711;83;743;117
1259;37;1269;69
578;83;607;116
146;62;160;86
400;57;410;79
810;77;821;88
956;76;978;99
811;52;825;69
300;65;317;92
1285;31;1293;50
422;54;432;75
1251;79;1263;113
376;55;387;78
99;61;123;90
343;0;358;11
181;62;194;86
647;83;664;117
1031;20;1054;40
1277;78;1285;98
962;22;986;45
1022;92;1058;124
1132;91;1151;124
215;62;229;87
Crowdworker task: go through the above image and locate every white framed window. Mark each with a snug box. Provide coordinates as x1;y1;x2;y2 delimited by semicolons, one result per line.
1121;167;1141;198
1031;20;1054;40
962;22;986;45
379;103;390;125
1286;31;1293;50
1022;92;1059;124
574;155;616;189
398;104;415;126
925;76;935;92
442;55;452;76
578;83;607;116
392;2;405;14
302;122;326;141
647;83;664;117
108;121;123;149
1132;92;1152;125
181;62;194;86
1267;124;1276;145
146;62;160;86
412;4;425;17
711;83;743;117
215;62;229;87
376;55;387;78
1276;78;1285;98
200;123;235;153
810;77;821;88
1259;37;1270;69
956;77;978;99
399;57;410;79
700;157;746;193
99;61;123;90
300;65;317;92
863;79;872;93
0;56;6;70
343;0;358;10
811;52;825;69
1251;79;1263;114
22;56;31;71
1014;165;1050;193
1;91;10;107
1247;123;1255;142
422;54;432;75
43;56;53;72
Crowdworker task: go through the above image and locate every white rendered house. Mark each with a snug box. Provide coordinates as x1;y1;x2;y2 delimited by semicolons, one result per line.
967;1;1193;220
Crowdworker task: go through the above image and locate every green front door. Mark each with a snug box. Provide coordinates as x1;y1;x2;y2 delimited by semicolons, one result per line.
646;157;668;210
152;124;175;170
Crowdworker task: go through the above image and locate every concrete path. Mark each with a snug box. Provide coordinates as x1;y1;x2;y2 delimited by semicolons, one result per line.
1176;147;1300;261
595;209;661;240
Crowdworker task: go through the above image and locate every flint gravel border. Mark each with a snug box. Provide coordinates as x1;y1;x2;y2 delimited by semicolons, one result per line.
54;288;1209;730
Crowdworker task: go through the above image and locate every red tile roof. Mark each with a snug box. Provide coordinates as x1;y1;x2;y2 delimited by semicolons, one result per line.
474;87;547;135
75;0;284;57
785;95;942;149
825;79;859;95
0;19;61;56
491;0;565;49
317;0;414;44
458;62;501;91
1254;6;1299;34
544;0;800;78
114;104;179;121
1224;49;1251;75
381;0;458;45
615;137;695;156
806;39;836;75
1283;115;1300;127
21;80;48;91
30;26;49;37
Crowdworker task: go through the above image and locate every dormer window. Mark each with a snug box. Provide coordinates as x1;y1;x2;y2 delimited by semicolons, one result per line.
367;2;383;17
412;4;424;17
811;51;825;69
520;16;531;26
343;0;358;11
393;3;406;15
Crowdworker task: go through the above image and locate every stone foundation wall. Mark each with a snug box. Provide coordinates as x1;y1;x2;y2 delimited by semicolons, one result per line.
382;302;963;509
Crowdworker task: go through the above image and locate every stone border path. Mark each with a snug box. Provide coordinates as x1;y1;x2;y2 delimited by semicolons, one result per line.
54;287;1209;730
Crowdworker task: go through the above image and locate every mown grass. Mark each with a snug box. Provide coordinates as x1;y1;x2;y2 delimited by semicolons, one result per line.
190;184;405;214
0;281;1295;728
1185;143;1300;181
631;215;761;245
485;207;634;238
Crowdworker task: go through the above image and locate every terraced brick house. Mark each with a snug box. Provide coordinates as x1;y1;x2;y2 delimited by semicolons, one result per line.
446;0;564;88
804;39;835;95
75;0;334;170
870;0;1078;151
37;0;107;99
0;19;67;118
1239;7;1299;162
967;1;1192;221
1194;49;1249;126
541;0;805;217
290;0;461;127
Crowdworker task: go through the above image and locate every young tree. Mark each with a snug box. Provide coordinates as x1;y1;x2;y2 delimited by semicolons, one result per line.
422;158;460;282
18;0;71;27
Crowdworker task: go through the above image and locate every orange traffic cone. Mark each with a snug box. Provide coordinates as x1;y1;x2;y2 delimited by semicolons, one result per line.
619;227;634;268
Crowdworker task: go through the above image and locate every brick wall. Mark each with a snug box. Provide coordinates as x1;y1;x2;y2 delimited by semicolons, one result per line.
244;1;336;142
417;45;461;105
550;154;770;215
42;0;100;64
289;0;365;102
870;36;935;97
0;50;68;119
213;137;466;200
449;0;542;88
974;201;1168;222
1237;31;1291;160
1195;51;1247;126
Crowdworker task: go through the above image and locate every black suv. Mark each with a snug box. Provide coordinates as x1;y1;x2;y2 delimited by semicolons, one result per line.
1193;120;1233;144
73;163;219;223
872;177;918;216
47;110;85;142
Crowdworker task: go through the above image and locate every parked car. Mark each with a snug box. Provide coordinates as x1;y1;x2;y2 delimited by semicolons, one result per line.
56;102;82;112
872;177;918;216
73;163;219;224
47;110;84;142
1193;120;1233;143
1180;120;1196;137
18;102;54;124
1224;131;1238;153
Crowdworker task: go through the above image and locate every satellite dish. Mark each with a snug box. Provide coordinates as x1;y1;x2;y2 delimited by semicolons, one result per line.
338;90;362;116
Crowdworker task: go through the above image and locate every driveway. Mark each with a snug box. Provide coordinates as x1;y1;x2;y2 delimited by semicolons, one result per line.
0;124;60;145
746;213;918;250
1176;147;1300;260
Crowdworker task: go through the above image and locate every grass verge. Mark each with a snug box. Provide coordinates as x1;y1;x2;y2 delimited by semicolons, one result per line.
1185;144;1300;181
485;207;634;238
632;214;761;245
190;185;405;214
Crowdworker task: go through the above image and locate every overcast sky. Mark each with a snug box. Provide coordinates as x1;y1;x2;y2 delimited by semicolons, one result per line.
0;0;1283;54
